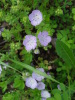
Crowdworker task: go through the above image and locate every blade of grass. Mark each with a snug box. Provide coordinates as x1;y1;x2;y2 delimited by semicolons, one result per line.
0;61;22;74
9;59;60;83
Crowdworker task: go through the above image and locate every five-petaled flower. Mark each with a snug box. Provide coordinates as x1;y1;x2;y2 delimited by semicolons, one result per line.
25;77;37;89
36;82;45;90
38;31;51;46
23;35;37;51
29;10;43;26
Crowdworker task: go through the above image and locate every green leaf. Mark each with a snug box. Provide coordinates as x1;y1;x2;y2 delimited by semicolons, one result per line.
60;83;65;91
47;97;55;100
62;91;68;100
3;91;21;100
0;81;7;92
72;8;75;14
56;39;75;68
3;93;13;100
54;93;62;100
52;89;61;95
13;77;25;90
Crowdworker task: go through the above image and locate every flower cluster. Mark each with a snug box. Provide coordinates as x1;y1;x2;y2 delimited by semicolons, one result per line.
23;31;51;52
23;10;52;52
29;10;43;26
25;68;51;100
25;68;45;89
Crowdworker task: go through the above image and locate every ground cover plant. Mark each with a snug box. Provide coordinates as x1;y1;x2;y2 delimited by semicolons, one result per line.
0;0;75;100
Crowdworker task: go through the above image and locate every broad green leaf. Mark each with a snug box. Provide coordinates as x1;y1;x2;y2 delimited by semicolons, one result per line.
62;91;68;100
56;39;75;68
52;89;61;95
47;97;55;100
3;93;13;100
54;93;62;100
60;83;65;91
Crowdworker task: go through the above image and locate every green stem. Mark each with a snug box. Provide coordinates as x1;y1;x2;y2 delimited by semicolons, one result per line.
0;61;22;74
67;70;71;100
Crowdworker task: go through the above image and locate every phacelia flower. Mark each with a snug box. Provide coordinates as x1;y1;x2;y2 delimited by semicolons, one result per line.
25;77;37;89
0;65;2;75
41;90;51;98
42;98;46;100
23;35;37;51
57;84;61;91
36;82;45;90
32;68;45;81
29;10;43;26
38;31;51;46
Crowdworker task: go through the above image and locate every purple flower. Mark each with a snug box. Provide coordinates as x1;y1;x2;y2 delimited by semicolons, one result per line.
0;65;2;75
29;10;43;26
32;68;45;81
42;98;46;100
41;90;51;98
36;82;45;90
38;31;51;46
25;77;37;89
57;84;61;91
23;35;37;51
